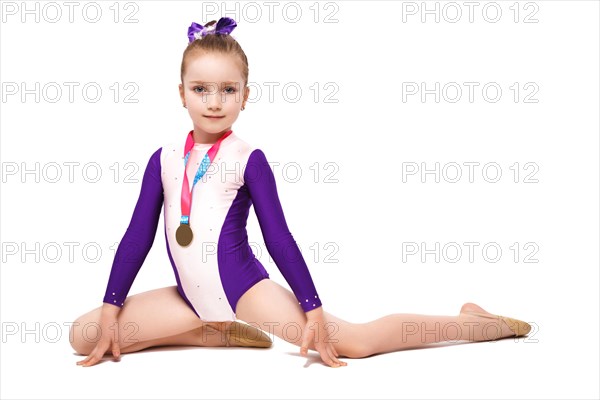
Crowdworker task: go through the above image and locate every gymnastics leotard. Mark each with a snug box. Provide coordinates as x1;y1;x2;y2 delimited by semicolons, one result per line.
102;131;323;321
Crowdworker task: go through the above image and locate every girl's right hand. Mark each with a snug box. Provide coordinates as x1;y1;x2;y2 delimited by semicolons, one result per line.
76;306;122;367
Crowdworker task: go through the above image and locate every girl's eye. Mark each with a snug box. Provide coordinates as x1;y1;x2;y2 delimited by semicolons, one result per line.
192;86;237;94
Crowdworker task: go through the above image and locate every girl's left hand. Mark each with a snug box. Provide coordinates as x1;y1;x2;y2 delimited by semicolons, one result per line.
300;313;348;368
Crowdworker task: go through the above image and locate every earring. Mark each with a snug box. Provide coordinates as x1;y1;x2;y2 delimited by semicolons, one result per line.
241;105;245;111
183;104;187;108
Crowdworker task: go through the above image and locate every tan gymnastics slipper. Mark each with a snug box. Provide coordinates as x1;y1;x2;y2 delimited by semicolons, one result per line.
224;321;273;348
465;312;532;337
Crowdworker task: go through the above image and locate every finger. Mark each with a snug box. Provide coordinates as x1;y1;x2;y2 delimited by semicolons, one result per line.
300;335;311;355
331;342;339;358
314;342;335;367
81;346;104;367
112;340;121;360
76;354;93;366
326;343;347;367
78;342;108;367
320;349;337;368
76;349;92;364
329;344;347;365
76;346;101;366
300;327;313;356
325;345;341;367
80;353;101;367
89;341;112;366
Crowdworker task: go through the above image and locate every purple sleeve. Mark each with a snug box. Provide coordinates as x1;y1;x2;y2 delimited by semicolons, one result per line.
103;148;164;307
244;149;322;313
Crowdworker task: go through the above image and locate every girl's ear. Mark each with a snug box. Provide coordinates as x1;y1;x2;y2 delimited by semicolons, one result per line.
178;83;185;102
241;86;250;110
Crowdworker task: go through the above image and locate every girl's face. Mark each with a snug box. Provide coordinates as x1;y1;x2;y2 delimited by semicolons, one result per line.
179;52;249;141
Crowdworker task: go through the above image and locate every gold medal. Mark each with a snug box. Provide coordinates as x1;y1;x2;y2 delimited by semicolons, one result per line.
176;223;193;247
178;130;232;248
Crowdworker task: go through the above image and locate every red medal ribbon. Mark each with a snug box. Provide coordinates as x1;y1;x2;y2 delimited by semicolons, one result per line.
180;129;233;221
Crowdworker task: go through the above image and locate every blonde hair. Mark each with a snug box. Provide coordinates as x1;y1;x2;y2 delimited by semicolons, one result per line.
180;20;249;87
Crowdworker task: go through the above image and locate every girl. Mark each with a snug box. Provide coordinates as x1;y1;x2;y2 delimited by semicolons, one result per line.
70;17;531;369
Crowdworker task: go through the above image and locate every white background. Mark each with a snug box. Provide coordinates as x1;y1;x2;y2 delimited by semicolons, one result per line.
1;1;598;399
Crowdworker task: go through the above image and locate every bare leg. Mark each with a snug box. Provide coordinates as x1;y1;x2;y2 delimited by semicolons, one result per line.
235;279;528;359
70;286;228;356
358;302;524;355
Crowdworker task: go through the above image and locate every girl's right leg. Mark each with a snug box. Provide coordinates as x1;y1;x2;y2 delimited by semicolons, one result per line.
69;286;228;356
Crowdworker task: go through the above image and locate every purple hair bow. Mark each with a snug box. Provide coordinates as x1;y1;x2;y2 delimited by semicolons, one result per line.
187;17;237;42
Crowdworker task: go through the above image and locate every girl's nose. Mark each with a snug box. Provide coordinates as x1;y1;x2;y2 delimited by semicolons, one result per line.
207;92;223;110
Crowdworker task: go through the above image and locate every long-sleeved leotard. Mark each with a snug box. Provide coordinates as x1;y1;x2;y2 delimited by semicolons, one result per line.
102;132;322;321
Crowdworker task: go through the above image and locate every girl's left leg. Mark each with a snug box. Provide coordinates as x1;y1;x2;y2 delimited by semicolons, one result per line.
235;279;527;359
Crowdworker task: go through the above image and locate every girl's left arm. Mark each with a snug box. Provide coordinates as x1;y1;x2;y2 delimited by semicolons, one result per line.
244;148;323;314
245;150;347;367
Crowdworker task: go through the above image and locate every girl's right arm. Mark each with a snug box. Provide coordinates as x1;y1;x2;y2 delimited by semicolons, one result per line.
76;148;164;367
102;147;164;308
